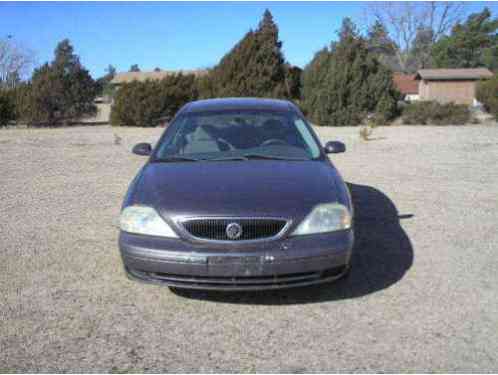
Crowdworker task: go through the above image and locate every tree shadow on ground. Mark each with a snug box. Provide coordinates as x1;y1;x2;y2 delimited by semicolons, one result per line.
171;182;414;305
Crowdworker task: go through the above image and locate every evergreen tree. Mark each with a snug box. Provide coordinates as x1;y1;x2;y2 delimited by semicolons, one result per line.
432;8;498;70
25;39;96;126
209;9;288;98
366;21;400;72
285;65;302;101
367;20;396;56
129;64;140;72
196;70;217;99
0;89;15;126
302;18;398;126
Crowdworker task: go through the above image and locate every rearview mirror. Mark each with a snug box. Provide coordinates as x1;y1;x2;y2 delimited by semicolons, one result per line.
324;141;346;154
132;143;152;156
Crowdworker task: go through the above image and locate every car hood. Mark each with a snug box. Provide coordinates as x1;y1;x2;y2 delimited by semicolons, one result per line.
133;160;342;220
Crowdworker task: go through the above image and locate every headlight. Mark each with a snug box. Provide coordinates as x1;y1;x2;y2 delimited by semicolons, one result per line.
120;206;178;238
292;203;351;235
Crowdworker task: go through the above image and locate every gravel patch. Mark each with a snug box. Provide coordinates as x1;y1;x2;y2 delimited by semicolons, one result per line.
1;124;498;372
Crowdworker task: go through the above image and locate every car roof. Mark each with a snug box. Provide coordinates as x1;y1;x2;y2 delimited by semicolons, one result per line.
180;98;299;114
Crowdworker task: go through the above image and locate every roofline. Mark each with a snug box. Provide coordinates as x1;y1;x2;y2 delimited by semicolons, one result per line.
415;68;494;81
415;75;491;81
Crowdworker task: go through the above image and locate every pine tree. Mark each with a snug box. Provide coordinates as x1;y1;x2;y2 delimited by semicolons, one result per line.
25;39;96;126
129;64;140;72
302;18;398;126
432;8;498;70
209;9;288;98
0;89;15;126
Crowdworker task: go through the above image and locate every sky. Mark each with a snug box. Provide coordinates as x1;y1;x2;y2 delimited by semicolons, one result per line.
2;1;497;79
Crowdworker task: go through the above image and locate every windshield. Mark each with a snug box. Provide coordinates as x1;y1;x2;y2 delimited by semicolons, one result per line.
154;110;321;161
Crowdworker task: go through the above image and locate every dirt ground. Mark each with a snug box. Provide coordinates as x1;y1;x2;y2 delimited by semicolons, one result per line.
1;124;497;372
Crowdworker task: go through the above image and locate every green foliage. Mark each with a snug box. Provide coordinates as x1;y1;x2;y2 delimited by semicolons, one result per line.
302;18;399;126
476;74;498;120
0;90;15;126
95;64;116;97
402;101;470;125
9;82;32;123
129;64;140;72
374;92;397;125
196;71;217;99
285;65;302;100
208;9;288;98
110;73;198;127
109;9;301;123
23;39;96;126
367;21;396;59
432;8;498;70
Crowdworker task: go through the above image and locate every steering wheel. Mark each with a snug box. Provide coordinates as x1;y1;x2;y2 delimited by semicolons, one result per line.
261;138;287;147
217;137;235;151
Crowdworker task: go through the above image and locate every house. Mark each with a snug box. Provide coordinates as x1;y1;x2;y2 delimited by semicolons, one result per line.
393;73;419;101
110;69;207;89
414;68;493;105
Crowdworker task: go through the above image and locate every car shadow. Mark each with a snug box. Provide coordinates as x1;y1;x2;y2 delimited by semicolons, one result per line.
170;182;414;305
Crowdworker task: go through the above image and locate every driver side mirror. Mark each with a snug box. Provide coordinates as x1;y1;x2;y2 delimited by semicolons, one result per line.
132;142;152;156
324;141;346;154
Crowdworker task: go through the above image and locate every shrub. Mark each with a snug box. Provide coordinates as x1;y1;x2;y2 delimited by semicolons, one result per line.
12;83;32;123
431;103;471;125
301;18;399;126
196;72;216;99
374;93;398;125
111;73;198;127
0;90;15;127
401;101;432;124
476;75;498;120
402;101;470;125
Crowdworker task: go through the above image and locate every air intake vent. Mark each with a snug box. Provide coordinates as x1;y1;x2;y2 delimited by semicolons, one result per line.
182;218;288;241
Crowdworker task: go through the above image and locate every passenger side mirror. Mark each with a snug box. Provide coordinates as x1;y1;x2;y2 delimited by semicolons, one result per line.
324;141;346;154
132;142;152;156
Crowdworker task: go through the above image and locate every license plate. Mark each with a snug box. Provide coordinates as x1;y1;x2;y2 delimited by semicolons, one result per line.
208;255;262;265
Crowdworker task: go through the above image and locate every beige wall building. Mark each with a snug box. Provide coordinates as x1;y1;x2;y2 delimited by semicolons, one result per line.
110;69;207;89
415;68;493;105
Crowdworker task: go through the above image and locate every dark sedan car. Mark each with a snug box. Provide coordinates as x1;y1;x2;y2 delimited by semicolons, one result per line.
119;98;354;290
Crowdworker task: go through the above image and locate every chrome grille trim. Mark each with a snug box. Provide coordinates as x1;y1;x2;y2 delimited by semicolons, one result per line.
177;216;291;243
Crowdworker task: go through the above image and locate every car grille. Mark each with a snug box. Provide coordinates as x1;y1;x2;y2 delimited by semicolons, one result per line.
126;266;347;290
182;218;288;241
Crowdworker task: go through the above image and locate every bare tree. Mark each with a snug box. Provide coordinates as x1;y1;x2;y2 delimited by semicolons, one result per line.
0;37;34;88
364;1;467;72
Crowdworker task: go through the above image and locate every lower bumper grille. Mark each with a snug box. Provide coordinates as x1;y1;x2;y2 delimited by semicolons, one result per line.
127;265;347;290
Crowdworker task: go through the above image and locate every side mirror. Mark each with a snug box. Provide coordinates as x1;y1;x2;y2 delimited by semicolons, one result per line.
324;141;346;154
132;143;152;156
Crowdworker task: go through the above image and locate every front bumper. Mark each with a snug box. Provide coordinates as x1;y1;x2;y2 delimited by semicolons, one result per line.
119;230;353;291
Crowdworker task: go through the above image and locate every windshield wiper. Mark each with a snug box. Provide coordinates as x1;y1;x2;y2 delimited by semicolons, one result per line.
205;156;249;161
155;154;308;163
154;155;200;162
242;153;309;161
